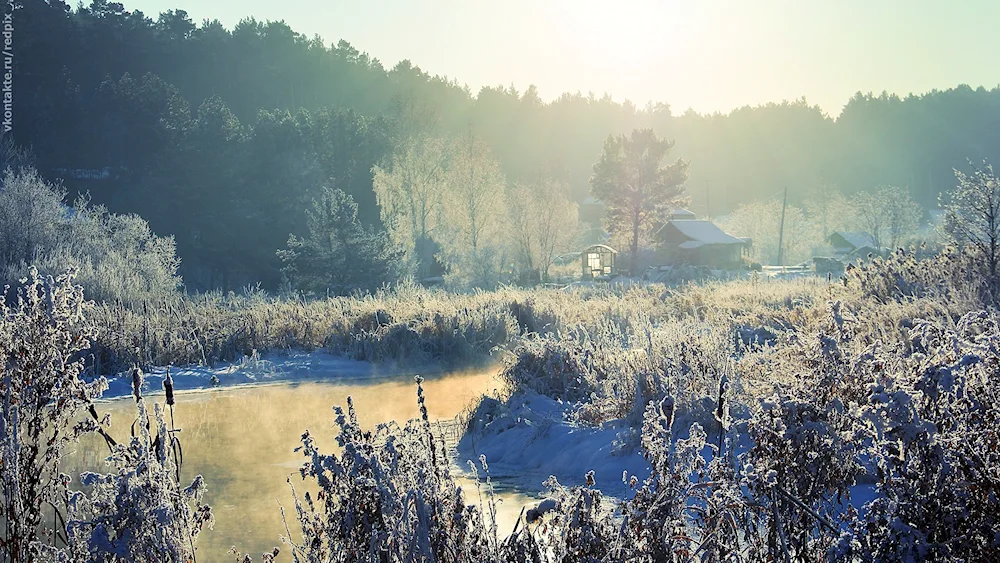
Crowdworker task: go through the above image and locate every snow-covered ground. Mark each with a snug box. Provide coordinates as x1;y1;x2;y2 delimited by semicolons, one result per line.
99;350;427;399
459;391;881;527
458;392;651;498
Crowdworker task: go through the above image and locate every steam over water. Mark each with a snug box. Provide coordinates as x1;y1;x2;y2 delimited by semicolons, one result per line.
67;370;531;561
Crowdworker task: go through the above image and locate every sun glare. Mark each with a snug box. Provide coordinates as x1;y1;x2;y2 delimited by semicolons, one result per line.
539;0;706;101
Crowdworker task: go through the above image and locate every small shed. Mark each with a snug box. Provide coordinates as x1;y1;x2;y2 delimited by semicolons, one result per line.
581;244;617;280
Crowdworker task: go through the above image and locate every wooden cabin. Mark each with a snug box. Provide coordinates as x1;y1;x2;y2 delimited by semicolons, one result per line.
827;231;878;257
655;219;750;268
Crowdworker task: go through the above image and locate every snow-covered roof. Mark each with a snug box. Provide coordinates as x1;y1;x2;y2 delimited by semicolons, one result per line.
828;231;876;250
662;220;747;246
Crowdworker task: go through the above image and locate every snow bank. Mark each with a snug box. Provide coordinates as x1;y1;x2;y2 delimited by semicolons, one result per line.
100;351;394;399
457;392;651;497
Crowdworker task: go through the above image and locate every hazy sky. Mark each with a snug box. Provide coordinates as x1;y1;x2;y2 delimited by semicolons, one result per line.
125;0;1000;116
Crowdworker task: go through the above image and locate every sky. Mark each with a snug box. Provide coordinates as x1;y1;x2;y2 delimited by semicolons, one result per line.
125;0;1000;117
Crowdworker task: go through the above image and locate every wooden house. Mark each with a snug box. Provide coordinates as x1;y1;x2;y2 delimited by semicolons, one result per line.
827;231;878;257
655;218;750;268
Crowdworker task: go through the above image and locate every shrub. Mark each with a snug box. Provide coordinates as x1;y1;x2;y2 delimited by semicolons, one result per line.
0;169;181;306
0;269;210;562
281;377;496;562
617;397;757;561
856;312;1000;561
59;373;213;562
0;268;102;562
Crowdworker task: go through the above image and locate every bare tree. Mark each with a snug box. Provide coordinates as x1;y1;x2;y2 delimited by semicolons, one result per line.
372;137;451;279
0;134;33;173
854;186;921;252
943;160;1000;280
508;175;579;283
437;132;510;288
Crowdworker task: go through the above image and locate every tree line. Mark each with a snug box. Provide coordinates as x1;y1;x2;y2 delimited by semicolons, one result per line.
10;0;1000;291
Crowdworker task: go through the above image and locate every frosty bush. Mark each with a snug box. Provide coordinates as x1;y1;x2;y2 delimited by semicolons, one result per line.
498;334;598;403
844;246;987;307
56;370;212;562
282;376;497;562
0;270;210;562
744;394;863;560
617;397;756;561
0;169;181;307
0;268;103;562
855;312;1000;561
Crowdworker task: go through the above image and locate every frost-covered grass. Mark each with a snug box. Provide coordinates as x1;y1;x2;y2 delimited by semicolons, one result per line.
5;247;1000;561
86;274;838;379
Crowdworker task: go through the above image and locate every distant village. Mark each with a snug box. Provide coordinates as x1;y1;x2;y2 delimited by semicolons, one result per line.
572;198;941;284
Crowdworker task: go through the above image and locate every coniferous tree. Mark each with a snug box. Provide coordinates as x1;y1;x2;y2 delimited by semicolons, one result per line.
278;187;400;295
590;129;688;275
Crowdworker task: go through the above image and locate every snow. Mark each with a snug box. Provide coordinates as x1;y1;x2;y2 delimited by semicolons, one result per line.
663;220;748;246
99;351;398;399
457;392;651;497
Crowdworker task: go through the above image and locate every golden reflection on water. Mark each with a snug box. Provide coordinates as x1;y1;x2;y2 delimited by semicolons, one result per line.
64;370;528;561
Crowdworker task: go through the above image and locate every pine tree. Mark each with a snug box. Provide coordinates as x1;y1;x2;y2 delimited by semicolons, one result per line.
278;187;400;295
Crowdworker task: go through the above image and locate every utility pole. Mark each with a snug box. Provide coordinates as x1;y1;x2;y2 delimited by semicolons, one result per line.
705;180;710;218
778;186;788;266
777;186;788;267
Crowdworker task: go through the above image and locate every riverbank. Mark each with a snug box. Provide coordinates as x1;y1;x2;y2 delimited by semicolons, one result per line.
98;350;456;399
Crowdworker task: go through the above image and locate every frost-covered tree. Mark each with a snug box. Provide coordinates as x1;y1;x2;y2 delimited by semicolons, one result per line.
508;176;579;283
855;185;921;252
372;138;451;279
804;184;856;240
439;133;511;288
719;200;817;265
0;169;181;305
0;168;65;267
278;186;401;295
942;160;1000;281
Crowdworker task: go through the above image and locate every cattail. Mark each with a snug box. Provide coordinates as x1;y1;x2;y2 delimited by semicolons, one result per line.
163;366;175;406
131;366;143;403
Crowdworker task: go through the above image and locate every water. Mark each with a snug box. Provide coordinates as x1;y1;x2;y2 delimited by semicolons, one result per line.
66;370;537;561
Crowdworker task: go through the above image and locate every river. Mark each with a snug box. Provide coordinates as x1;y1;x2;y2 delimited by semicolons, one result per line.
66;370;536;561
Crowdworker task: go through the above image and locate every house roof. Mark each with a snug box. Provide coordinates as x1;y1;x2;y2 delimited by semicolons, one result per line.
661;220;748;248
828;231;876;250
670;208;697;219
